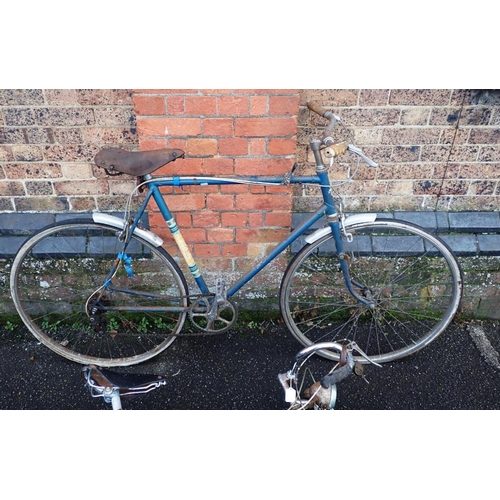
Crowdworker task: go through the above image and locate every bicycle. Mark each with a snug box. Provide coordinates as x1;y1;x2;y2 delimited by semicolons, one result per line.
279;341;381;410
10;101;463;367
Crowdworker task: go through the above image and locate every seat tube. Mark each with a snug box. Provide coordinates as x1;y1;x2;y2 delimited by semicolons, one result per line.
149;182;210;295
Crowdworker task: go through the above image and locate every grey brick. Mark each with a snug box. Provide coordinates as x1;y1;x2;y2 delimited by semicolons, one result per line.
0;236;29;257
440;234;478;256
33;235;87;257
55;213;95;223
372;235;425;256
448;212;500;233
0;213;55;235
394;211;439;231
477;235;500;256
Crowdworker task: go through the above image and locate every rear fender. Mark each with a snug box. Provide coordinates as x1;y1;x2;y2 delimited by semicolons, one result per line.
92;213;164;247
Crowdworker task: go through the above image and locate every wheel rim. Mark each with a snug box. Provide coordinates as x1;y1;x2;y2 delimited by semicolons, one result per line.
11;221;188;366
281;221;462;363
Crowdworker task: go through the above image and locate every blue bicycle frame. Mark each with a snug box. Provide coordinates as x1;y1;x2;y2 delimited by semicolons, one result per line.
118;138;370;307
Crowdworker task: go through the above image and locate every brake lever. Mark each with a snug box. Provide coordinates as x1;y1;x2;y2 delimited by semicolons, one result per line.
347;144;378;167
349;342;383;368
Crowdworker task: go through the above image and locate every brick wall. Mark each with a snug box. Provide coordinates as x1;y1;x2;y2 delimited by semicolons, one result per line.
2;88;500;313
297;89;500;213
133;89;298;294
0;89;139;213
3;89;499;219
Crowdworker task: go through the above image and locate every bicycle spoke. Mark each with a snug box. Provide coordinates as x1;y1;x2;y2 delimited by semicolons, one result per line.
280;220;462;363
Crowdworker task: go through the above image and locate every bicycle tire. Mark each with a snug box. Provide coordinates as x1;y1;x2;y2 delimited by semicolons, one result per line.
10;219;189;367
280;219;463;364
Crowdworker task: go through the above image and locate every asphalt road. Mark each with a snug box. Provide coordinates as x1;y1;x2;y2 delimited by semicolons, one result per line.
1;318;499;410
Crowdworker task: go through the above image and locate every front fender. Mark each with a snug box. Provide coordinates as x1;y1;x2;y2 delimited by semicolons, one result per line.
92;213;164;247
304;213;377;244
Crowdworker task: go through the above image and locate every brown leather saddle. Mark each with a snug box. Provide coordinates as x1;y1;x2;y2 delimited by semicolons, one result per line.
94;147;185;176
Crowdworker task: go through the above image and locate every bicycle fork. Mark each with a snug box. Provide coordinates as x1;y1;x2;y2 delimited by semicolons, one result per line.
311;139;375;309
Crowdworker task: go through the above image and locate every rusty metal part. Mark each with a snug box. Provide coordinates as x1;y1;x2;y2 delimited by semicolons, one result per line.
302;381;336;409
94;147;185;176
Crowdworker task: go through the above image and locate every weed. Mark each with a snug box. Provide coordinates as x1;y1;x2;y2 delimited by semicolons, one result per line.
137;317;150;334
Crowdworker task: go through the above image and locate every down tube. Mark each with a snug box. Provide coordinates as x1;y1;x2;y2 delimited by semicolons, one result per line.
226;207;326;297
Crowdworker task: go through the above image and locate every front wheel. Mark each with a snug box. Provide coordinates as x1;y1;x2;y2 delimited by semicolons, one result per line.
10;219;189;367
280;219;463;364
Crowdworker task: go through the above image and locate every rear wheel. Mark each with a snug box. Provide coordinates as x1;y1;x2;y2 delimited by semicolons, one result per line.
10;219;189;367
280;219;463;364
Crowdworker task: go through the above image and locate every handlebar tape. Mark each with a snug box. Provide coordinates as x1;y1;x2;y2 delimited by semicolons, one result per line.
320;353;355;388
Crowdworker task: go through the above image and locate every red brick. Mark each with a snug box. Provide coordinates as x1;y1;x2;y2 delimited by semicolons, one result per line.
236;227;290;243
207;194;235;210
248;212;264;227
185;95;217;116
221;212;248;226
239;89;297;95
208;228;234;243
175;212;192;227
269;95;300;116
182;228;207;243
222;244;247;257
193;243;220;257
187;138;218;156
218;137;248;156
137;117;201;137
235;117;297;137
204;157;234;175
133;95;165;115
203;118;234;136
201;89;232;95
166;96;185;115
266;211;292;227
268;138;296;155
153;228;175;243
250;96;268;116
157;157;203;175
220;184;250;193
192;211;220;227
235;193;292;211
249;138;266;156
162;193;206;211
148;211;168;228
218;96;249;115
234;158;293;175
189;185;218;194
249;184;266;194
134;89;197;94
168;138;188;150
139;138;169;150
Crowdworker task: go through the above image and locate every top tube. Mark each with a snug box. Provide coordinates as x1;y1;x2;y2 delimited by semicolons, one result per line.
143;175;323;188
